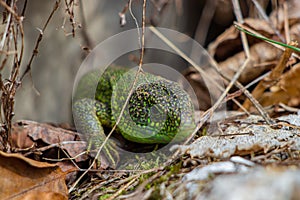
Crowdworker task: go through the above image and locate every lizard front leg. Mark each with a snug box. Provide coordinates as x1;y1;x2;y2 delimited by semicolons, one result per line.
73;98;119;168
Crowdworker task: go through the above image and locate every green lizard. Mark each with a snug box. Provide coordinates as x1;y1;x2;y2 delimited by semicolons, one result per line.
73;67;195;168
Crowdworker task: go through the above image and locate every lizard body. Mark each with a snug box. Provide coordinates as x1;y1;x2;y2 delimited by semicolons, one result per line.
73;67;195;168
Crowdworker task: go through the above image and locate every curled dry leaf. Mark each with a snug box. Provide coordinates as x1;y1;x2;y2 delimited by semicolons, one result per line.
209;18;274;59
242;41;297;110
204;1;300;110
218;42;280;84
269;0;300;30
208;18;281;84
11;120;87;162
11;122;35;150
0;151;68;200
260;62;300;107
207;1;300;86
20;191;67;200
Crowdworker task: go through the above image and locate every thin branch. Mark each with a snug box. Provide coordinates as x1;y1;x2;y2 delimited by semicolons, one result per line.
0;0;20;20
0;0;25;149
64;0;76;37
0;0;13;51
20;0;61;80
20;0;28;16
129;0;141;48
107;176;140;200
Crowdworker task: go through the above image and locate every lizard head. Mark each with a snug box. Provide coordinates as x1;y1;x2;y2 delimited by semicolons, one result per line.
113;77;195;144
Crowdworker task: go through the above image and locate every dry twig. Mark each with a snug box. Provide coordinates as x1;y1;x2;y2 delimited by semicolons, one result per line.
0;0;25;150
20;0;61;80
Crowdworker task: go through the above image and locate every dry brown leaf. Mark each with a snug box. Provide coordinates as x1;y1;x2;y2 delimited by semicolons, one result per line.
24;120;79;144
219;42;281;84
207;1;300;86
210;1;300;60
208;18;282;85
11;122;35;149
243;41;297;110
20;191;67;200
12;120;87;162
269;0;300;30
290;24;300;42
0;151;68;200
205;1;300;111
208;18;274;61
260;63;300;107
184;41;281;109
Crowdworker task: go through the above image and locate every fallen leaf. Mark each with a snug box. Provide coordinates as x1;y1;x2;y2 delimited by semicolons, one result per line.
260;63;300;107
0;151;68;200
20;191;66;200
12;120;87;162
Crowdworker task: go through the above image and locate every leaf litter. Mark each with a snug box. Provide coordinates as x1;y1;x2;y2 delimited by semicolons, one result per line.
0;151;68;200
